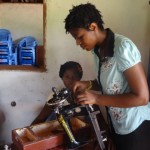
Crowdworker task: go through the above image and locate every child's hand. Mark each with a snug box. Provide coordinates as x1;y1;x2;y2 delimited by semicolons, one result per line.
72;81;91;94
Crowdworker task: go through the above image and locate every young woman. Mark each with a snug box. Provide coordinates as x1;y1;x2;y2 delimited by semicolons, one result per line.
31;61;83;125
64;3;150;150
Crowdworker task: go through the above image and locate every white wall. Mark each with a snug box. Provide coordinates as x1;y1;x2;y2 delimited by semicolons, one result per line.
0;3;43;45
0;0;149;144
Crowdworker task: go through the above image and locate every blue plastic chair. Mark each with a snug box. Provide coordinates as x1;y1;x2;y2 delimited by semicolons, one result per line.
0;29;12;65
18;36;37;65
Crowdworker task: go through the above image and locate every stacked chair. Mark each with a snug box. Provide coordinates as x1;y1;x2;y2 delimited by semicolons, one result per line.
0;29;13;65
0;29;37;66
18;36;37;65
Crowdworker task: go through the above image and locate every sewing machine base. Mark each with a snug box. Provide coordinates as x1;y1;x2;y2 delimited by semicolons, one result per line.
12;120;95;150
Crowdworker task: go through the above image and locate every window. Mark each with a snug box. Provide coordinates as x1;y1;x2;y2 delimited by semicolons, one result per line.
0;0;46;72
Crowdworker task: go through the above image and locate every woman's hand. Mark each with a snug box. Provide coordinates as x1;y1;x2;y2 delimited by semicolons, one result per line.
74;90;101;105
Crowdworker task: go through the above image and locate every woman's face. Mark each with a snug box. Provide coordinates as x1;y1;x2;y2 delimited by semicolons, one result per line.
62;69;80;90
70;28;97;51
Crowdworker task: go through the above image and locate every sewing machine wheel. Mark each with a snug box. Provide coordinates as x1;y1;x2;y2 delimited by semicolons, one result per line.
46;97;66;107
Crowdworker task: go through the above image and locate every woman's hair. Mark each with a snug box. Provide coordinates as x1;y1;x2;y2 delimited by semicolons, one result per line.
64;3;104;33
59;61;83;80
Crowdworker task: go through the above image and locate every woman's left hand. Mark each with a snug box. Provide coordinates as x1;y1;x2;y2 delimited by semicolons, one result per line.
74;90;101;105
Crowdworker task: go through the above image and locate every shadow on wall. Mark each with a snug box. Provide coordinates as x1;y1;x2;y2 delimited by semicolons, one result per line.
0;110;5;147
0;110;5;125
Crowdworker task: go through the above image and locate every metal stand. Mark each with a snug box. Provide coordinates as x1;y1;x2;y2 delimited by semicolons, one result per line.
85;105;106;150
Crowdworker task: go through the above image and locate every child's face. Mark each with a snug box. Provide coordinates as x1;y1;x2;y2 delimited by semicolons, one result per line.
62;69;80;90
70;28;97;51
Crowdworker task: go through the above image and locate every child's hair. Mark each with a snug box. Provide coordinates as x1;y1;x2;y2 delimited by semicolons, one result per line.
59;61;83;80
64;3;104;33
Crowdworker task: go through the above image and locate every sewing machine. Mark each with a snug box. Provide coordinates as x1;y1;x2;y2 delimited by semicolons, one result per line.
12;87;107;150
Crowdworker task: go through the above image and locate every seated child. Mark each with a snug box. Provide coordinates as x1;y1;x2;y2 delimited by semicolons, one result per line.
31;61;83;125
